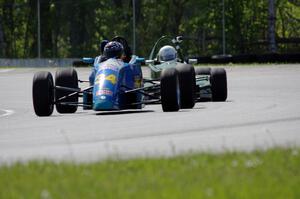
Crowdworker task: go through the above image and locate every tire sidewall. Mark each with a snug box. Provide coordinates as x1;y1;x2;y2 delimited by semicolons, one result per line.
160;68;180;112
32;71;54;116
176;64;196;109
55;68;79;113
210;68;227;101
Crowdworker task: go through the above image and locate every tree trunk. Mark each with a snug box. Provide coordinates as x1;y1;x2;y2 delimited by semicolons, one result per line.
23;0;34;58
0;14;5;57
268;0;277;53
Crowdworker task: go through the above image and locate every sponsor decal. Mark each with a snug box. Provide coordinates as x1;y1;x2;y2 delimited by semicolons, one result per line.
95;74;105;85
95;74;117;85
105;74;117;85
96;89;113;96
134;76;142;88
99;65;119;72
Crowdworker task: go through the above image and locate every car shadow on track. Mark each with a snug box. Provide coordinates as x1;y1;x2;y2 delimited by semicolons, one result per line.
190;106;206;110
95;110;155;116
46;110;155;117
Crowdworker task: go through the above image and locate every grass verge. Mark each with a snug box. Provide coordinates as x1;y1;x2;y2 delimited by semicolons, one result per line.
0;66;18;69
0;147;299;199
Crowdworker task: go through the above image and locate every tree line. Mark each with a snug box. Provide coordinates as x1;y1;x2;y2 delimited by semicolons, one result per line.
0;0;299;58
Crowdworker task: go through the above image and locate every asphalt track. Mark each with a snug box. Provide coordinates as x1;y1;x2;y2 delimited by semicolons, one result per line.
1;65;300;164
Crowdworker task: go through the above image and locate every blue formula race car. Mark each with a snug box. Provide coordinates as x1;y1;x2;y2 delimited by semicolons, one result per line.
32;37;191;116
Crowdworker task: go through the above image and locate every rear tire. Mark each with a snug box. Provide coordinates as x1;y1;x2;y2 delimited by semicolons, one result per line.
160;68;180;112
210;68;227;101
55;68;79;113
32;71;54;116
176;64;195;109
195;67;211;75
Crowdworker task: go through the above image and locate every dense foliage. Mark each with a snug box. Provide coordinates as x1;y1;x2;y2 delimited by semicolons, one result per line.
0;0;299;58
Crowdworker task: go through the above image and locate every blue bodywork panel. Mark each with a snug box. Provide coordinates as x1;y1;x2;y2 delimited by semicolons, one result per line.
90;57;143;111
82;57;95;64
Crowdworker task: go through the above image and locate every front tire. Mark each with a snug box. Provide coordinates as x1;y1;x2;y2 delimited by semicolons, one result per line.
176;64;196;109
210;68;227;101
32;71;54;116
55;68;79;113
160;68;180;112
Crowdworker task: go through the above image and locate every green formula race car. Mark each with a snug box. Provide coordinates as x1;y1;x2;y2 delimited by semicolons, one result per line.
145;36;227;107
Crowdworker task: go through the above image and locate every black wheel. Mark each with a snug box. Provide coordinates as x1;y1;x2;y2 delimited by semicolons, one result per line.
160;68;180;112
32;71;54;116
176;64;196;109
55;68;79;113
210;68;227;101
195;67;211;75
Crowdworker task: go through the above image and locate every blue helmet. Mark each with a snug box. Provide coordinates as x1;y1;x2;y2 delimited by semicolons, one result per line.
103;41;124;59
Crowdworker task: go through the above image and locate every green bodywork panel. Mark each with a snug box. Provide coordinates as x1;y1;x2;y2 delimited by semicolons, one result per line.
196;74;212;99
196;75;210;87
149;60;177;79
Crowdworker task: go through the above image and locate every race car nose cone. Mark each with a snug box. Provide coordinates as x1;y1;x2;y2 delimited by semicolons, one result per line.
93;99;116;111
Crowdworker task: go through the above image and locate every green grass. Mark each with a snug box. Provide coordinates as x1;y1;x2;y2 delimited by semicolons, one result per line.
0;148;299;199
0;66;18;69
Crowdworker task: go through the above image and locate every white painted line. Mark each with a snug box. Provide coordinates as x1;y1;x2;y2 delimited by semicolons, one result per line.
0;69;15;73
0;109;15;118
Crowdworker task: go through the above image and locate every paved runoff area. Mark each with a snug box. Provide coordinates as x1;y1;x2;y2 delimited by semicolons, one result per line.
1;65;300;164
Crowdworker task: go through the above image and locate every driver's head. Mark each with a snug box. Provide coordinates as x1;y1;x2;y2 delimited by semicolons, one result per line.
99;40;109;54
103;41;124;59
158;45;177;62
